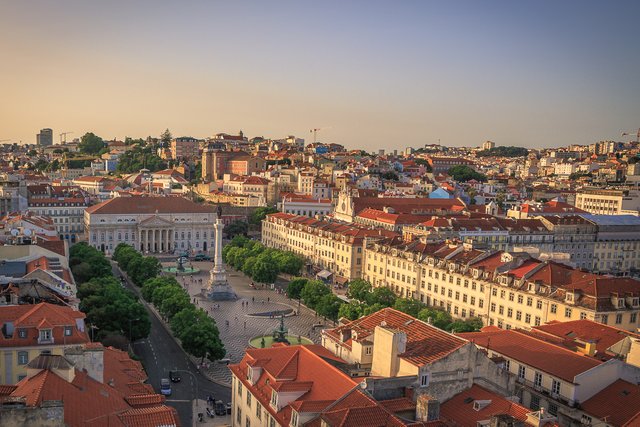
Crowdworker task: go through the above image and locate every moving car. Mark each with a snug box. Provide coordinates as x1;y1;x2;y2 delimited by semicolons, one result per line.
169;370;181;383
160;378;172;396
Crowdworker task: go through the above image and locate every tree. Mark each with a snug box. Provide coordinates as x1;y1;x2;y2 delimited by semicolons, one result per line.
160;129;172;147
159;287;191;320
448;165;487;182
69;243;112;283
338;302;363;320
142;276;178;302
287;278;308;300
346;279;372;302
316;294;342;321
381;171;399;181
224;220;249;238
300;280;331;309
79;132;105;155
417;307;452;330
393;298;424;317
476;146;528;158
275;252;304;275
249;207;278;226
367;287;397;307
170;307;209;338
179;317;225;362
250;256;278;283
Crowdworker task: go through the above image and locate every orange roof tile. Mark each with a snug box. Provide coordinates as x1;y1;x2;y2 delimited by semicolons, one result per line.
580;379;640;426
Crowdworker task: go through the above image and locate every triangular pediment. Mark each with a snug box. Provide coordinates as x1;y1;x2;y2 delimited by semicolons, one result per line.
139;215;173;227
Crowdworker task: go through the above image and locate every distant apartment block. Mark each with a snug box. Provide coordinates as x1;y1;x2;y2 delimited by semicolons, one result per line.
36;128;53;146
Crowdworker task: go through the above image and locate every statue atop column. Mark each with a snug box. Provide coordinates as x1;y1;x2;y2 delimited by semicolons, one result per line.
204;206;237;300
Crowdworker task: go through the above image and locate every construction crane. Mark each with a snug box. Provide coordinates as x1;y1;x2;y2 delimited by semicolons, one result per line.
309;127;331;144
622;129;640;143
59;131;73;143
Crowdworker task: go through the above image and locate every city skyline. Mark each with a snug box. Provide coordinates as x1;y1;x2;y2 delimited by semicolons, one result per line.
2;0;640;149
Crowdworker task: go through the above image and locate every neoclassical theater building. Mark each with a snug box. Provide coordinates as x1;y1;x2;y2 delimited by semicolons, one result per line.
84;196;217;254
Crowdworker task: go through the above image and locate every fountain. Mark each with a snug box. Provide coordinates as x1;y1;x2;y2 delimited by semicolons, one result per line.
162;255;200;275
248;314;314;348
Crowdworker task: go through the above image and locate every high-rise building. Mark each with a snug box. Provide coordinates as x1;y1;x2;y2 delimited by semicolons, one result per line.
36;128;53;146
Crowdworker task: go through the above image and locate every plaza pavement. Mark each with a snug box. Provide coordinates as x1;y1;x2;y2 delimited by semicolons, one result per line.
164;261;334;386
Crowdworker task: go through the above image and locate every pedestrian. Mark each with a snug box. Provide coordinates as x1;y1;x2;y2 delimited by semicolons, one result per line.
235;316;238;322
244;321;246;329
267;297;270;303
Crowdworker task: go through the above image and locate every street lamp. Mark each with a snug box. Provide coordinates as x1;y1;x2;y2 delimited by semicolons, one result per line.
128;318;140;342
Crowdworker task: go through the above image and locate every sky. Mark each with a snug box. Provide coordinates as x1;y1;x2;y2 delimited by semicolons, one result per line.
1;1;640;150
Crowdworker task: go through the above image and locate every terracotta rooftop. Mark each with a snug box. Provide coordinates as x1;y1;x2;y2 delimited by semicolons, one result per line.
458;328;602;382
85;195;215;215
324;308;467;367
580;379;640;426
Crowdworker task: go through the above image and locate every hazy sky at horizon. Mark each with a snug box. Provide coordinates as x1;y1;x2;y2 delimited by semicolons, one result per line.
1;0;640;150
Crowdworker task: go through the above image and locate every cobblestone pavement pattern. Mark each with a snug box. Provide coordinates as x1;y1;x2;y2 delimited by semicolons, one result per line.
165;261;332;386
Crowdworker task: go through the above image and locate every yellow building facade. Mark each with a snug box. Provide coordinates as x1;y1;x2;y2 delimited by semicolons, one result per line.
362;238;640;332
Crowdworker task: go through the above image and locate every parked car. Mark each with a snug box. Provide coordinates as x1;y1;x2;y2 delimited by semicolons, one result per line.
214;400;226;416
160;378;172;396
193;253;211;261
169;370;181;383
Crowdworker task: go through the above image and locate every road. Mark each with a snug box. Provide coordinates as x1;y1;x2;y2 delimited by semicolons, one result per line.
111;262;231;426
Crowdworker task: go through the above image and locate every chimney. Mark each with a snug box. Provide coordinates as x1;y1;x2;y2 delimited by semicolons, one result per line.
415;393;439;422
339;328;352;343
371;325;406;377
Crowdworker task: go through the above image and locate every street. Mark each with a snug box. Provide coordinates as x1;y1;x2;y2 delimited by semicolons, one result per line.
112;262;231;426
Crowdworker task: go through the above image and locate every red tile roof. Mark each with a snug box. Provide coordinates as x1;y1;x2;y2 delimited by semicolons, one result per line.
229;345;356;426
324;308;467;367
580;379;640;426
458;328;601;382
439;384;531;426
530;319;639;359
0;303;89;348
85;195;215;215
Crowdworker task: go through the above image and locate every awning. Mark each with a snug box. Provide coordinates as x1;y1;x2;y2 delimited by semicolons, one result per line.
316;270;333;279
335;276;349;285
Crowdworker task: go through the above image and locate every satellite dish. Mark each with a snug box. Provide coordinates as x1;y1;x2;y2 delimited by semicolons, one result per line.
10;229;19;237
24;229;32;236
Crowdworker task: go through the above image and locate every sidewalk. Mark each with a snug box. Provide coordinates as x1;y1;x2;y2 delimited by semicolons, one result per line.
191;399;231;427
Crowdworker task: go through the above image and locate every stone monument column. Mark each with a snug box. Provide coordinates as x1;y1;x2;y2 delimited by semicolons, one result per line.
205;212;237;300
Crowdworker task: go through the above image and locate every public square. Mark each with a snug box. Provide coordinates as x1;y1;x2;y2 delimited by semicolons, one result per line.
164;260;333;386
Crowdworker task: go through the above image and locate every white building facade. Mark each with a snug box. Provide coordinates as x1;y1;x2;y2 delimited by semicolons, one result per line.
84;196;217;254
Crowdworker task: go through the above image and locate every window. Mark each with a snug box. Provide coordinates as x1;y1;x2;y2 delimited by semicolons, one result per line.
552;379;561;395
580;312;587;320
548;403;558;416
525;314;531;324
507;308;513;318
631;313;638;323
238;381;243;397
39;329;52;343
530;395;540;411
565;308;572;318
517;295;523;304
18;351;29;365
536;300;542;309
236;407;242;424
509;292;514;301
246;417;251;427
270;390;278;408
246;391;252;407
256;403;262;419
291;410;299;427
420;373;430;386
526;297;533;306
518;365;526;379
64;326;72;336
18;329;27;339
490;303;496;312
504;360;510;371
601;314;609;324
616;313;623;324
550;304;557;314
534;316;541;326
498;305;504;315
534;372;542;387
